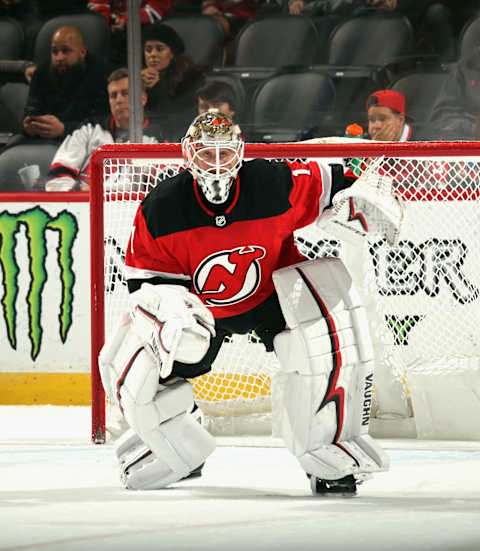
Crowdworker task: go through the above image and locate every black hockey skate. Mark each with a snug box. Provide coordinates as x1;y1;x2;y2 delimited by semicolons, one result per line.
308;474;357;496
180;462;204;481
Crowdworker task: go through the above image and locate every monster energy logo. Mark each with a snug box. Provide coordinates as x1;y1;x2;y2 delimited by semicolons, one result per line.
0;206;78;360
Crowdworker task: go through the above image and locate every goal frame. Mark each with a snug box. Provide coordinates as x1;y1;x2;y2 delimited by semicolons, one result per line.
90;140;480;443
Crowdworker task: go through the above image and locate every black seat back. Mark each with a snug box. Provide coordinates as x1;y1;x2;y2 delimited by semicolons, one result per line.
390;72;450;126
232;15;319;67
249;70;335;141
0;143;59;191
328;14;413;66
0;82;29;134
0;17;24;60
163;16;224;68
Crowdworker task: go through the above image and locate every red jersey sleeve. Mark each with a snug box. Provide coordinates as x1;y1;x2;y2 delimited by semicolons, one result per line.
87;1;110;21
285;160;333;230
88;1;172;25
124;204;188;284
140;0;172;22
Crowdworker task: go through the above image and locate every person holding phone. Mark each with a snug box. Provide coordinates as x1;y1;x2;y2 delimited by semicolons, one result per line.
20;26;108;144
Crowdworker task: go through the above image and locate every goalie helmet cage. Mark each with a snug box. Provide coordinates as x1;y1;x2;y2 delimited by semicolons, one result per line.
90;141;480;444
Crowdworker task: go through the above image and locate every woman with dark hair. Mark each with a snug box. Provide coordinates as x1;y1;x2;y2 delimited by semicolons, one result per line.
141;23;205;142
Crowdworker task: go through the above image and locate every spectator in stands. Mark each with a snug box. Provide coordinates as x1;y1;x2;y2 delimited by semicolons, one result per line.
366;89;414;141
288;0;352;18
201;0;260;40
429;54;480;140
88;0;173;69
16;26;108;146
14;26;109;150
196;80;236;120
141;22;205;142
45;67;158;191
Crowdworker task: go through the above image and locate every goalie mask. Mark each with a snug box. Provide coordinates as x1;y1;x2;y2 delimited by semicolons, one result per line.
182;110;244;204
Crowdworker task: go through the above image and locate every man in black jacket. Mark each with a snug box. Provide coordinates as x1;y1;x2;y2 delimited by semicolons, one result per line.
21;25;108;144
429;52;480;140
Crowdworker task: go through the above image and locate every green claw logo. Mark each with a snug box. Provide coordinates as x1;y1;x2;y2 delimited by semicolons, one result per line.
0;206;78;360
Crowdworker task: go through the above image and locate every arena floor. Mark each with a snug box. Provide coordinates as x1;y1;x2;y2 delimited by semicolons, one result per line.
1;406;480;551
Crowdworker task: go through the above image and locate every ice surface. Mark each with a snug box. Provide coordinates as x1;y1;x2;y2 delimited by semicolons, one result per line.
1;406;480;551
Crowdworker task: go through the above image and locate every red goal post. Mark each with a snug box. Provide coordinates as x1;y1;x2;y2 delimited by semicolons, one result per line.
90;141;480;444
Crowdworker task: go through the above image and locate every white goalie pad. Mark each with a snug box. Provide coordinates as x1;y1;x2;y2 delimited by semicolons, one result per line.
115;414;215;490
272;258;389;481
99;318;215;488
99;314;195;431
317;157;404;247
129;283;216;378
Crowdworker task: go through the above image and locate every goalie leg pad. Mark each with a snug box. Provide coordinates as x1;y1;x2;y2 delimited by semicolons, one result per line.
99;316;216;488
99;314;193;433
115;415;215;490
273;258;389;480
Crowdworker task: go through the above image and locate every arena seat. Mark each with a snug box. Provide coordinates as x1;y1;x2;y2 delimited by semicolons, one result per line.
327;14;413;66
247;70;335;142
33;13;110;66
0;143;58;191
313;14;344;64
390;71;450;129
0;82;29;135
309;14;414;135
163;15;224;68
231;15;319;67
212;15;320;119
0;17;24;60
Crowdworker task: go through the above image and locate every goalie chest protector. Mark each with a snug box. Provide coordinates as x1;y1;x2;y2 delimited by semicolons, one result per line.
126;158;335;320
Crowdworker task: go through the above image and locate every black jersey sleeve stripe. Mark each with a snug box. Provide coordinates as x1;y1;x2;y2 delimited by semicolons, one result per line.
127;276;191;294
327;164;355;209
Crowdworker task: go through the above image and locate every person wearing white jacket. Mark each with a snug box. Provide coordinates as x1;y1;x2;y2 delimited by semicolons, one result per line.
46;67;160;191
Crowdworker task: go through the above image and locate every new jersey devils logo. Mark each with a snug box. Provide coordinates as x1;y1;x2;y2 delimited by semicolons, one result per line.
193;246;266;306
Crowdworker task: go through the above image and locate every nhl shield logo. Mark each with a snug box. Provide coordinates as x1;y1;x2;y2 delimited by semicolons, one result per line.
215;215;226;227
193;246;266;306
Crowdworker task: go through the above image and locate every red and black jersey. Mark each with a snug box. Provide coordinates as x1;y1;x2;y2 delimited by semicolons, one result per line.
87;0;172;25
125;158;347;333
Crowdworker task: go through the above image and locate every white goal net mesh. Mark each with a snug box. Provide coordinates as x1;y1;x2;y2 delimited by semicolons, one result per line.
100;144;480;440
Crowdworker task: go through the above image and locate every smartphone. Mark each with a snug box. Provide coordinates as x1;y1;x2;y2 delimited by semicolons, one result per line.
24;106;42;117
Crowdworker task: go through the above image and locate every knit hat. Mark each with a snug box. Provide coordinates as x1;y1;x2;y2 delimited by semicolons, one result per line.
367;89;414;120
142;23;185;55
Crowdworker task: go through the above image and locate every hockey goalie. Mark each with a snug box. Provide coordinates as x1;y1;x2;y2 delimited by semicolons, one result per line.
99;110;403;495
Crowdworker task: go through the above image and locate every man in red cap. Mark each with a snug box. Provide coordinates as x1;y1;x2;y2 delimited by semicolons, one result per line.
366;89;414;141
